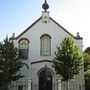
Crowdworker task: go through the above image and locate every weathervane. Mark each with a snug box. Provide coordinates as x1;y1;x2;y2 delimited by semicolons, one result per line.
42;0;49;12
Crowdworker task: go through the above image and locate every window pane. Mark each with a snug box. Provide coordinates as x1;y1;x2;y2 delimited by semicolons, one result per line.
19;40;28;49
19;39;29;59
41;35;51;56
19;49;28;59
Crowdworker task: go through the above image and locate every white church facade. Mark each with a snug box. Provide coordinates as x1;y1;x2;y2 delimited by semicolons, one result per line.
10;1;85;90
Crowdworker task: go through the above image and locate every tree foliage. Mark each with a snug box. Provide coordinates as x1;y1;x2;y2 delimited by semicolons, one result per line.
83;47;90;90
0;37;24;87
84;47;90;55
53;35;83;81
83;47;90;80
84;53;90;72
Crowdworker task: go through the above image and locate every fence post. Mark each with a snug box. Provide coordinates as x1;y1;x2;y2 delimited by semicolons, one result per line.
58;79;61;90
28;78;31;90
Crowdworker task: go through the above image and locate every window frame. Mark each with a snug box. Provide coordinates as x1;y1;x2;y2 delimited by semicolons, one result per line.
40;34;51;56
18;38;29;59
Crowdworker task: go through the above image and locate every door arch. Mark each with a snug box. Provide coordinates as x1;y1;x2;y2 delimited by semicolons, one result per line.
39;66;52;90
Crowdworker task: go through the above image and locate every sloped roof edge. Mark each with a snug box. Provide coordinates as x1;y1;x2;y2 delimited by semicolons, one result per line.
50;17;83;40
14;16;82;40
15;17;42;39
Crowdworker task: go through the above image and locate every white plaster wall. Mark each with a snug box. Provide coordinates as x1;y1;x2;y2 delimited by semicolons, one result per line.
15;19;70;63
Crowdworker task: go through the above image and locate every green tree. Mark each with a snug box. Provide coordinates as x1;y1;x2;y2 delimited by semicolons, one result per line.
83;47;90;90
84;47;90;79
84;47;90;55
84;53;90;72
53;35;83;90
84;47;90;72
0;37;24;90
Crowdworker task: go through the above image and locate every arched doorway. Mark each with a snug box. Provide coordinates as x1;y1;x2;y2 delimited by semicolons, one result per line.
39;66;52;90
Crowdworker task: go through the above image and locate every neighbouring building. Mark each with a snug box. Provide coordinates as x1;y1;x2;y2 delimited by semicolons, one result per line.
9;0;85;90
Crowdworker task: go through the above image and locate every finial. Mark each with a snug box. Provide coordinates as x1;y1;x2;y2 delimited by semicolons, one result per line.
42;0;49;12
77;32;80;38
12;33;15;38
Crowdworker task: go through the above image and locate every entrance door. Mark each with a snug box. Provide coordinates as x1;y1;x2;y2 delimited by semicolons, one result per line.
39;68;52;90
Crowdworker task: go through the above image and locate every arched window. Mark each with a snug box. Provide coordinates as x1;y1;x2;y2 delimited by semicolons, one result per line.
19;39;29;59
40;34;51;56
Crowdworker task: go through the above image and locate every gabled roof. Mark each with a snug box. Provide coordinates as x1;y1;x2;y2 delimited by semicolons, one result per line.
14;16;82;40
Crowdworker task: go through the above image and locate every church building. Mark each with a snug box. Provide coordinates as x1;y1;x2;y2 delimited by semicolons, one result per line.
10;0;85;90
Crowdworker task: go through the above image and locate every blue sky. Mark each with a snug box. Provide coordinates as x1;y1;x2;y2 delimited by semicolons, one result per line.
0;0;90;50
